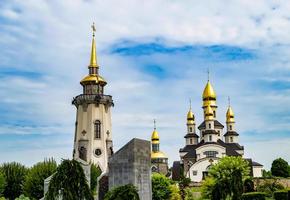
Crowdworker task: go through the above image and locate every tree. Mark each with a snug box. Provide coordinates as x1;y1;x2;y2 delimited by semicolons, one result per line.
23;158;57;199
201;156;250;200
169;184;181;200
271;158;289;178
152;173;172;200
45;159;93;200
0;171;6;197
1;162;28;200
104;184;139;200
90;163;102;194
15;194;30;200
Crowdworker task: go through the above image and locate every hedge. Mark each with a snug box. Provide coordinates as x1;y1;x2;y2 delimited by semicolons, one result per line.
273;190;287;200
241;192;266;200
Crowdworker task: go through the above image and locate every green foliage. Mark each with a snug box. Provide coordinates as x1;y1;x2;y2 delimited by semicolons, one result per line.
152;173;171;200
23;158;57;200
271;158;289;178
256;179;284;197
244;178;255;193
0;197;5;200
178;176;191;199
169;184;181;200
0;171;6;196
273;190;288;200
201;156;250;200
104;184;139;200
90;163;102;194
45;159;93;200
1;162;28;200
241;192;266;200
15;195;30;200
184;187;202;200
262;170;272;178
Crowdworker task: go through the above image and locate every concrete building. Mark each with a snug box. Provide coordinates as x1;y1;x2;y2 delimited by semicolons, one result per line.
173;77;263;182
72;24;113;174
108;138;152;200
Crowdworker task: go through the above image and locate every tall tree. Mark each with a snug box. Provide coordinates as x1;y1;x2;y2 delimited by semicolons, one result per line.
271;158;289;178
104;184;139;200
45;159;93;200
23;158;57;199
152;173;172;200
1;162;27;200
90;163;102;195
201;156;250;200
0;171;6;197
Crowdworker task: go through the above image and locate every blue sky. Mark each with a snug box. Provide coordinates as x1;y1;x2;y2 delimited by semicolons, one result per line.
0;0;290;169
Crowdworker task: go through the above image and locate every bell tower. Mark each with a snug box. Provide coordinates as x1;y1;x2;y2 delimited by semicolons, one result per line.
72;24;114;173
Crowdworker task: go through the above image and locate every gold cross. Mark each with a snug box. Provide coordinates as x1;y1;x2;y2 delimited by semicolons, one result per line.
91;22;96;37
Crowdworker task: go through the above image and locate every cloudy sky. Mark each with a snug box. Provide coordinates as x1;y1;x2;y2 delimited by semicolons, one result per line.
0;0;290;169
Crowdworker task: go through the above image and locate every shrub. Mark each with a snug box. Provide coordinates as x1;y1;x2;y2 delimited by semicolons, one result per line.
271;158;289;178
15;194;30;200
90;163;102;194
256;179;284;197
104;184;139;200
273;190;287;200
241;192;266;200
169;184;181;200
152;173;171;200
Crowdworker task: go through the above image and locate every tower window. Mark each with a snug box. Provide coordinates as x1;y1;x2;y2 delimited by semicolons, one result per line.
190;138;193;144
230;137;233;142
209;135;212;141
208;123;211;129
189;127;193;132
94;120;101;139
213;111;216;117
204;151;218;158
230;125;232;130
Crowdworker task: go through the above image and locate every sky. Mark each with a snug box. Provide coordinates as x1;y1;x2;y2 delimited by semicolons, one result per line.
0;0;290;170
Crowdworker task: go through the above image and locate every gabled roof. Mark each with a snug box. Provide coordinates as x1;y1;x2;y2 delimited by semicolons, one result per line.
198;120;224;130
224;131;239;136
184;133;199;138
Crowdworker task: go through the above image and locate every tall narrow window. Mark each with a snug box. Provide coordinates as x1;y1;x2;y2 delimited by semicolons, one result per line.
209;123;211;129
189;127;193;132
230;125;232;130
213;111;216;117
209;135;212;141
94;120;101;139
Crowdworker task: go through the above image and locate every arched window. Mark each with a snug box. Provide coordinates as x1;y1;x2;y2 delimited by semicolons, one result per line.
209;123;211;129
209;135;212;141
230;137;233;142
94;120;101;139
190;138;193;144
230;125;232;130
213;111;216;117
189;127;193;132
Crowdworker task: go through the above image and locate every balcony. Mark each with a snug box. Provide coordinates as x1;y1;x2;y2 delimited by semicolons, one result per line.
72;94;114;107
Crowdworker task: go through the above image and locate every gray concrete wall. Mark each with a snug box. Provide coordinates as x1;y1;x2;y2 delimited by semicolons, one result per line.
108;138;152;200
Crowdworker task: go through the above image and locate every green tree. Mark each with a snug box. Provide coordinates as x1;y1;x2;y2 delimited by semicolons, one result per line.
90;163;102;194
104;184;139;200
152;173;172;200
201;156;250;200
271;158;289;178
1;162;28;200
262;169;272;178
178;176;191;199
15;194;30;200
0;171;6;196
45;159;93;200
23;158;57;200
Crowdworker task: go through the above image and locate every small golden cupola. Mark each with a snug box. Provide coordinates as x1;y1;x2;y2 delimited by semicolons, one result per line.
80;23;107;87
187;100;195;125
205;105;214;120
151;129;160;145
226;106;235;123
202;80;217;107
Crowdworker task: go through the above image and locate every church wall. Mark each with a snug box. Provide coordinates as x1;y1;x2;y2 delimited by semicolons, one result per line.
253;166;263;178
188;158;219;182
195;144;226;160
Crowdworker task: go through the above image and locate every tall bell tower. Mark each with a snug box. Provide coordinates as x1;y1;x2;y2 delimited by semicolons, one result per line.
72;24;114;173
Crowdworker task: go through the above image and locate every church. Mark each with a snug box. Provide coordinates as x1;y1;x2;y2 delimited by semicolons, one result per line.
172;79;263;182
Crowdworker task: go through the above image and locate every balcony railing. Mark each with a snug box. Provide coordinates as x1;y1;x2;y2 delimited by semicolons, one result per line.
72;94;114;106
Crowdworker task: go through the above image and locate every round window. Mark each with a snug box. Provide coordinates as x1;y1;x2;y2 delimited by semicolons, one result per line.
95;148;102;156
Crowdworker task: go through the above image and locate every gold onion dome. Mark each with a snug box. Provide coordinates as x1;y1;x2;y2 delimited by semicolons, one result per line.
80;74;107;86
202;81;217;107
151;129;160;144
187;110;195;124
226;106;235;123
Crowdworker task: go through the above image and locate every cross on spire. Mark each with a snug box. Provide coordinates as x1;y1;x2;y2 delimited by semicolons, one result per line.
91;22;96;37
189;98;192;110
153;119;156;130
228;96;231;107
207;68;210;81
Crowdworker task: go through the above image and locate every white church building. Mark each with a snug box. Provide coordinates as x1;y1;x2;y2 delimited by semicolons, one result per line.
173;79;263;182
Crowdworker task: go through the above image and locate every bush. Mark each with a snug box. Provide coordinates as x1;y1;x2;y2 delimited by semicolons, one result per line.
152;173;171;200
256;179;284;197
23;158;57;199
104;184;139;200
90;163;102;194
169;184;181;200
241;192;266;200
271;158;289;178
273;190;287;200
15;194;30;200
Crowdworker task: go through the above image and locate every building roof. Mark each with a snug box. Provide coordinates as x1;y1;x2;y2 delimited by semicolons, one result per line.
184;133;199;138
172;161;182;181
224;131;239;136
198;120;224;129
180;139;244;158
252;161;263;166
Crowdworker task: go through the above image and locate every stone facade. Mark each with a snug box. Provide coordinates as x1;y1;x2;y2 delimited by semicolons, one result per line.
108;138;152;200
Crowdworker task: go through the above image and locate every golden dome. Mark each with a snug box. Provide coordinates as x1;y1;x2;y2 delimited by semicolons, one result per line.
187;110;195;124
202;81;216;101
226;106;235;123
205;105;214;120
151;130;160;144
80;74;107;86
151;151;167;159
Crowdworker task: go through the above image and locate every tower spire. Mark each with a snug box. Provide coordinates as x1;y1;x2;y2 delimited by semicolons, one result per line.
189;98;192;110
228;96;231;107
207;68;210;81
153;119;156;130
89;22;98;68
